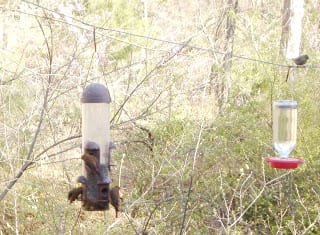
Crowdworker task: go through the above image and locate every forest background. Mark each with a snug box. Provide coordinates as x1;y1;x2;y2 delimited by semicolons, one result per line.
1;0;320;234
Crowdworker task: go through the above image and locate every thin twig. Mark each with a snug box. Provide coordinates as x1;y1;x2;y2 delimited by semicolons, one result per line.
118;154;125;187
70;208;82;233
142;203;160;234
111;37;193;124
0;15;53;201
179;68;208;235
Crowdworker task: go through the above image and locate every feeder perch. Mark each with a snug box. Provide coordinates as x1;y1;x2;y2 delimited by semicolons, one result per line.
80;83;113;211
265;157;304;169
265;100;304;169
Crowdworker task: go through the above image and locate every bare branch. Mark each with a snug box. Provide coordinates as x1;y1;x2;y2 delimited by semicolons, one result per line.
111;37;193;124
0;16;54;201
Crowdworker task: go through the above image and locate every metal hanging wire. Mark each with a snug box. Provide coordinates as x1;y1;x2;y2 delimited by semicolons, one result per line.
14;0;320;70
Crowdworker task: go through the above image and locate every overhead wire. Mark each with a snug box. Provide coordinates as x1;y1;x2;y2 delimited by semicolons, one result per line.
0;6;168;53
4;0;319;69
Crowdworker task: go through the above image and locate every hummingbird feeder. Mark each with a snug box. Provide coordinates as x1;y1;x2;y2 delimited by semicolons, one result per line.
265;100;304;169
79;83;115;210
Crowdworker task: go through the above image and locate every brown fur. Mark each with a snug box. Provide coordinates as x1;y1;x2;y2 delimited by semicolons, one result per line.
81;153;100;177
68;187;83;203
109;186;122;218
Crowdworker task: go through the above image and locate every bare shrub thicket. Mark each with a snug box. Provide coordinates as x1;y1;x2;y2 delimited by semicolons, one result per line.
1;0;320;234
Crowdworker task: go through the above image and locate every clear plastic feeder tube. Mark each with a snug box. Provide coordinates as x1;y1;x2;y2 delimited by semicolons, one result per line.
81;84;111;165
272;100;297;158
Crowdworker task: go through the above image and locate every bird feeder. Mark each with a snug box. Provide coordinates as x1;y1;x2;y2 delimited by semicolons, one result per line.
80;83;113;210
265;100;304;169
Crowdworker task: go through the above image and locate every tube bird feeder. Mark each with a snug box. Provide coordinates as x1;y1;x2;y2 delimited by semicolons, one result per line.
80;83;112;210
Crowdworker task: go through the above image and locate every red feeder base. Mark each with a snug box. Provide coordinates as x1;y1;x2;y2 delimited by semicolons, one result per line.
265;157;304;169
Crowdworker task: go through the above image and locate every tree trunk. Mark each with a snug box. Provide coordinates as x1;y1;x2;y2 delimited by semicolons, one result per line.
0;9;8;49
279;0;291;55
220;0;238;112
286;0;304;59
